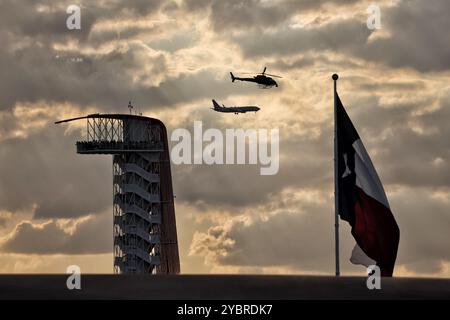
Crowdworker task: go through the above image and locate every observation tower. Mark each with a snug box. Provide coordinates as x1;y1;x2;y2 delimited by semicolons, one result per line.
56;113;180;274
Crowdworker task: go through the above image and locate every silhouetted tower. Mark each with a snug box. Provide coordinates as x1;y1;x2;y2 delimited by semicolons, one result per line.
56;113;180;274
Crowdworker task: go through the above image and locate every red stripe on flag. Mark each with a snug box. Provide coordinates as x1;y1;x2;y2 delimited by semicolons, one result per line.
352;187;400;276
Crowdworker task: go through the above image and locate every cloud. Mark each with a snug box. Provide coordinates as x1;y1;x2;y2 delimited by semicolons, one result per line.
171;133;332;209
183;0;211;12
231;19;372;58
357;0;450;72
190;185;450;276
149;32;199;53
216;0;450;72
390;187;450;274
0;211;112;254
0;35;251;112
185;0;360;32
0;0;188;111
0;253;113;273
340;88;450;188
0;117;112;218
208;0;290;32
0;40;168;111
189;188;354;273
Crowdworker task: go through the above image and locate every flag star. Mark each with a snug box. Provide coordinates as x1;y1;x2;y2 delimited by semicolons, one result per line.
342;153;352;178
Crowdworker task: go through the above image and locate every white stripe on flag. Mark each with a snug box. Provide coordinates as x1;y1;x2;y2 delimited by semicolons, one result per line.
350;243;376;267
353;139;390;208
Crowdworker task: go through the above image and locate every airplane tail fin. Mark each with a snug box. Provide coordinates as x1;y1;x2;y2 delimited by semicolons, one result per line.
230;72;235;82
212;99;220;109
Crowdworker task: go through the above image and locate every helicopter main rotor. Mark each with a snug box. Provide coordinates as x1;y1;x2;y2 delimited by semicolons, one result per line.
238;67;282;78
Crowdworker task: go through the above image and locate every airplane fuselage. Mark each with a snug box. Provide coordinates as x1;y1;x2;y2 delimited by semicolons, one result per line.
211;100;260;114
214;106;260;114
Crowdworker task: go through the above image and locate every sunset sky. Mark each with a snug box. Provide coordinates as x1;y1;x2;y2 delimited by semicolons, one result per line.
0;0;449;277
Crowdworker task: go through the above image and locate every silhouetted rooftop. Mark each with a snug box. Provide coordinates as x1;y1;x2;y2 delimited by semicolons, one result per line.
55;113;161;124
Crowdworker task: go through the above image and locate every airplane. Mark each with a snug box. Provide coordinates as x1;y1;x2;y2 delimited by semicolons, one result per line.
230;67;281;88
211;99;260;115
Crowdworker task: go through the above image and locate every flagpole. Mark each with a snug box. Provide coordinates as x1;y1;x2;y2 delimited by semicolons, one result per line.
332;73;340;276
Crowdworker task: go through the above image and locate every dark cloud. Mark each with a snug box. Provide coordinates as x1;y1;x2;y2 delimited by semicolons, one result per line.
391;188;450;274
0;0;165;45
171;132;332;210
0;0;92;42
185;0;359;31
0;38;247;112
0;126;112;218
0;0;173;111
1;212;112;254
349;78;427;92
0;42;161;111
273;54;363;72
183;0;211;12
88;24;161;46
232;19;372;58
217;0;450;72
209;0;288;32
273;57;316;70
358;0;450;72
149;32;199;53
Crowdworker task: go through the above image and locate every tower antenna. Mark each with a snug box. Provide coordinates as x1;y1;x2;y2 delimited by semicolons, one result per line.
128;101;133;114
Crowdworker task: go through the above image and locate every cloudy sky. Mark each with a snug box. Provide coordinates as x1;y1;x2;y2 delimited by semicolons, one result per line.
0;0;449;277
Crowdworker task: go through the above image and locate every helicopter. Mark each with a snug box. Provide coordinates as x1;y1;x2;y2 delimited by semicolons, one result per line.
230;67;282;88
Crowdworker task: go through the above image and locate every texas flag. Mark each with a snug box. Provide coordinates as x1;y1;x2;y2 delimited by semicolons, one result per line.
336;94;400;276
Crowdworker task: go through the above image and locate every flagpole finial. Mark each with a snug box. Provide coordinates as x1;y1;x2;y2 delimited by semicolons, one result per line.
332;74;339;81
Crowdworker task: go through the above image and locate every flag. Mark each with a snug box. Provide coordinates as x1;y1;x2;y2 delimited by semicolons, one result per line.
336;94;400;276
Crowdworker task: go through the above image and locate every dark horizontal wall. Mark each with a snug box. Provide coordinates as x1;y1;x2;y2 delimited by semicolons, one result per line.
0;275;449;299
